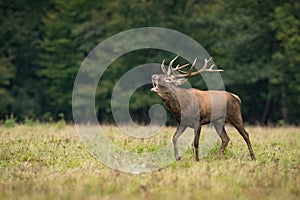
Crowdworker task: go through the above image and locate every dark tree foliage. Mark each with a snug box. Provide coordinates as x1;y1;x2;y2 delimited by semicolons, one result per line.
0;0;299;125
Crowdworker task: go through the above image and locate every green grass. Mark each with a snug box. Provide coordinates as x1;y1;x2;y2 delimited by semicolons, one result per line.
0;124;299;200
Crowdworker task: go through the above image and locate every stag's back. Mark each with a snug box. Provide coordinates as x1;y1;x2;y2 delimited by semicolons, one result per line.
175;88;242;125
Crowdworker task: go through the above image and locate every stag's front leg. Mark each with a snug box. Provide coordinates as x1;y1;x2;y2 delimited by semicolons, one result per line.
213;120;230;159
172;125;187;160
193;125;202;161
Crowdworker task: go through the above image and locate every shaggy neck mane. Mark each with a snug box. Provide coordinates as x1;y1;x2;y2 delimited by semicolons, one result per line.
157;87;182;121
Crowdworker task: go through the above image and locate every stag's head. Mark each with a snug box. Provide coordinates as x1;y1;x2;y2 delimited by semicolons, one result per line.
151;56;222;94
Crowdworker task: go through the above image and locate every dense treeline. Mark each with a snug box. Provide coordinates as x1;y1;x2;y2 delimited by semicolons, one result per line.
0;0;299;125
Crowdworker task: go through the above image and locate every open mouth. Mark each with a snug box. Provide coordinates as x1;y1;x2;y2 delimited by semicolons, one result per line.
151;80;158;92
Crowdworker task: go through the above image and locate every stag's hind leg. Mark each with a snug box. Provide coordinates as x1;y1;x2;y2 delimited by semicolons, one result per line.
233;124;256;160
230;115;256;160
213;120;230;159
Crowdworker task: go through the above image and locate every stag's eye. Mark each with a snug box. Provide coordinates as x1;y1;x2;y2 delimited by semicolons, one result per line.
165;77;173;82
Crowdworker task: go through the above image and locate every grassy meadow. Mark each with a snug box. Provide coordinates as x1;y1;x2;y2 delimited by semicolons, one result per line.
0;124;299;200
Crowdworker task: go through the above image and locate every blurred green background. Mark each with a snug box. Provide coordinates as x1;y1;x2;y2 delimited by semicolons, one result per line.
0;0;299;125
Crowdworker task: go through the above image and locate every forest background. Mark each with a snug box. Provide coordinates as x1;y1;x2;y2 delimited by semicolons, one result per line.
0;0;299;125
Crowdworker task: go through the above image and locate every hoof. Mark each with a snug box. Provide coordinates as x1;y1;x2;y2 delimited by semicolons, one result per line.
175;156;181;161
251;155;257;161
215;154;222;160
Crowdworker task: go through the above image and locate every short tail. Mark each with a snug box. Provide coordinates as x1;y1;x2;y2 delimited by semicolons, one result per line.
231;93;242;105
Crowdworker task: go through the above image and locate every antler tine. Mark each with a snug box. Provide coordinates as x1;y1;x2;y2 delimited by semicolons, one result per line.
169;55;179;67
175;58;197;78
187;58;198;74
189;57;223;76
206;57;213;63
173;63;190;71
209;64;216;70
160;59;167;74
175;57;223;78
167;55;179;75
199;57;210;71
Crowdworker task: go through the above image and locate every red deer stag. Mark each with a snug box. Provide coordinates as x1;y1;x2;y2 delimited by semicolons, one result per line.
151;56;256;161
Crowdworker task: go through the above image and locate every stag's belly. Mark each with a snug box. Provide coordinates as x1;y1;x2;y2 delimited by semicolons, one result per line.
165;99;226;127
166;103;210;127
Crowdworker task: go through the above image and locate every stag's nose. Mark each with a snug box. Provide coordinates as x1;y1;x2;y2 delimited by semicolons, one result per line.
152;74;159;80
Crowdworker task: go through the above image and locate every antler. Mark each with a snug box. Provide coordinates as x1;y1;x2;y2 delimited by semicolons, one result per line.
161;55;180;75
173;57;223;78
160;56;223;77
160;59;167;74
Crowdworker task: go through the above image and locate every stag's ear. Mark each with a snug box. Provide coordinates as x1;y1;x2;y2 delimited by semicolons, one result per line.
175;78;187;86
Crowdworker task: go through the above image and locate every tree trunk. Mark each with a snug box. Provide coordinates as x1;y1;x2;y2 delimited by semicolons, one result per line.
260;81;272;125
281;85;288;123
261;96;271;125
